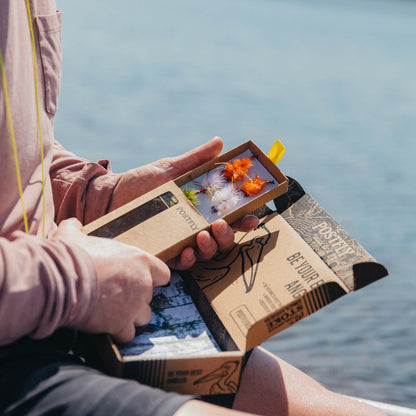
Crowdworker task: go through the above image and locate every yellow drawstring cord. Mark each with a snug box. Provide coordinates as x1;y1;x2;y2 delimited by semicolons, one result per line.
0;49;30;233
0;1;46;236
25;0;46;237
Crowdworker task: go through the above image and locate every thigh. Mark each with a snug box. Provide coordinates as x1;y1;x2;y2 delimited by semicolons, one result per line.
233;347;387;416
0;351;191;416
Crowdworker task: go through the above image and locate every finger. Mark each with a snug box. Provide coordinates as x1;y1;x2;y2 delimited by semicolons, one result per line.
167;247;196;271
59;217;83;230
54;217;83;238
144;287;154;305
133;304;153;328
230;214;259;232
112;323;137;344
149;256;171;287
196;230;218;262
211;219;235;252
154;136;223;181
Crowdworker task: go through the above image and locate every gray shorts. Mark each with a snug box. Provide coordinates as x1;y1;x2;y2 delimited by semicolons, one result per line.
0;330;235;416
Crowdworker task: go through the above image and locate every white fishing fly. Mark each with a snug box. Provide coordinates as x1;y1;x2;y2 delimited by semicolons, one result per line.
200;169;226;197
210;183;242;215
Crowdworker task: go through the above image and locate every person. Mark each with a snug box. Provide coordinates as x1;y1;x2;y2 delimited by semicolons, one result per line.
0;1;387;415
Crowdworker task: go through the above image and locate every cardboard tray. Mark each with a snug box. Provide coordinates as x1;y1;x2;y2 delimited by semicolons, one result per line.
83;141;288;262
91;177;388;396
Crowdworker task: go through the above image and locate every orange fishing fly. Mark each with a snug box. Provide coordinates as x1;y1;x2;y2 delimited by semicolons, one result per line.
241;175;274;196
221;157;253;182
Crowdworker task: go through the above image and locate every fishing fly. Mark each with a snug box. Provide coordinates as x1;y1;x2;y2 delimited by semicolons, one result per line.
180;152;277;221
210;183;242;215
221;157;253;182
241;175;275;197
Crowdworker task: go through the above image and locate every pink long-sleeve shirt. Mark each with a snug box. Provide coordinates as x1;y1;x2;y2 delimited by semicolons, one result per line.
0;0;121;345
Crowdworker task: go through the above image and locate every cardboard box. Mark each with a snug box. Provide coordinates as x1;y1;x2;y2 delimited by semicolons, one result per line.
83;141;288;262
91;177;388;396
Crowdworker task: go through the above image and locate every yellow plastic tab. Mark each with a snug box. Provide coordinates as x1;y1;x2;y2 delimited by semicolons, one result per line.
267;140;286;164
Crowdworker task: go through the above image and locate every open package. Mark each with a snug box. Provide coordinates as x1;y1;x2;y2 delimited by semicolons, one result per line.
83;140;288;262
89;173;388;396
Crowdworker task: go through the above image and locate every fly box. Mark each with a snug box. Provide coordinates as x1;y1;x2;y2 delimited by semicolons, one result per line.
83;140;289;262
89;178;388;395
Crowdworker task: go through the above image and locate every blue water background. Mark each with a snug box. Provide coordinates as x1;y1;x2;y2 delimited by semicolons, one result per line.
55;0;416;407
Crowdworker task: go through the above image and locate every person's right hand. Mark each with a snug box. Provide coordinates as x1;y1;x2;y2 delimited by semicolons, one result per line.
54;218;170;344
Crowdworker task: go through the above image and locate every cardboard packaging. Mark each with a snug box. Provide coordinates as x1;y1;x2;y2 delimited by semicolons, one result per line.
90;177;388;396
83;141;288;262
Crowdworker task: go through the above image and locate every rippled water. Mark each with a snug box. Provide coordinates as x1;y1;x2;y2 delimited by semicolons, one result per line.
55;0;416;408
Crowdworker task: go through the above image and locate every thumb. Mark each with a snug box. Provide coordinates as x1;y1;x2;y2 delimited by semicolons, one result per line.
54;218;83;238
110;137;224;210
156;136;224;181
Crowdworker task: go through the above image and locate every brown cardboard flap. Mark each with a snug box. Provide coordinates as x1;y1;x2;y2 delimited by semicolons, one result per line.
83;181;211;261
245;280;347;351
123;351;245;395
94;333;245;395
280;193;388;291
188;213;349;352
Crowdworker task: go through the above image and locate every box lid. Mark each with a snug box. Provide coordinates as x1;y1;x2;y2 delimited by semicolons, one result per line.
187;183;388;352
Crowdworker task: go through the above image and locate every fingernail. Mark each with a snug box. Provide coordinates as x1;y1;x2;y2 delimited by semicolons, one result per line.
186;250;196;263
200;231;212;249
249;215;260;228
216;220;228;237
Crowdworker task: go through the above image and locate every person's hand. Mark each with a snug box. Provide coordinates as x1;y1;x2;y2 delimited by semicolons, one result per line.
54;218;170;344
166;215;259;270
110;137;259;269
110;137;225;209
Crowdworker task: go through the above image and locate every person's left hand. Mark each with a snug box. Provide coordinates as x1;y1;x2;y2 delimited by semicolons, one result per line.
110;137;259;270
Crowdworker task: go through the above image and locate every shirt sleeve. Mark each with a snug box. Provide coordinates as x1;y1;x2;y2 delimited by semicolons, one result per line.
0;232;98;345
0;1;100;346
50;141;122;225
